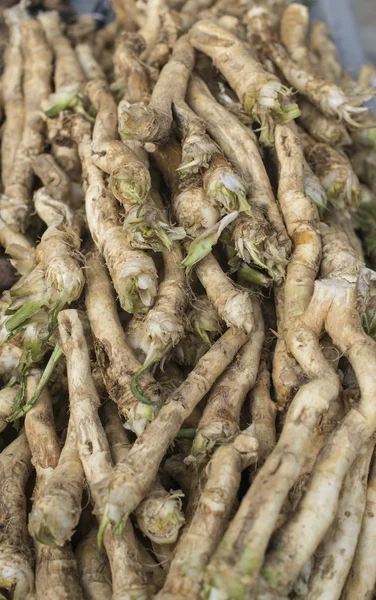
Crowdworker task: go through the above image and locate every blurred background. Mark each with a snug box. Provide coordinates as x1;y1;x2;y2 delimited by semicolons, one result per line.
69;0;376;71
351;0;376;65
1;0;375;72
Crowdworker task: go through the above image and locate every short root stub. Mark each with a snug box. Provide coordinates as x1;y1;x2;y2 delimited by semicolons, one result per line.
119;103;164;144
203;161;251;215
190;421;239;461
110;163;151;206
123;203;186;252
178;136;219;176
116;255;158;313
135;489;185;545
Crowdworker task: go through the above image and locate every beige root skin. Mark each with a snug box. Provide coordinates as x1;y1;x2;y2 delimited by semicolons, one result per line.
46;112;82;183
154;140;220;240
195;253;254;333
58;309;151;600
287;118;328;212
58;308;112;520
309;20;343;83
0;338;22;380
34;189;84;305
187;75;291;257
85;249;160;436
32;153;72;204
204;278;339;599
29;418;84;547
103;328;248;529
325;208;364;262
65;15;96;46
272;125;321;409
35;542;84;600
1;19;52;232
1;8;25;188
104;402;184;560
76;43;106;82
342;452;376;600
261;239;376;595
24;375;84;600
298;97;351;147
0;218;36;275
276;125;321;323
3;174;84;338
41;15;87;181
156;429;259;600
250;359;277;468
197;0;246;22
24;373;61;471
190;297;264;460
72;116;158;313
280;3;314;73
106;413;167;594
151;542;174;574
176;183;220;238
41;13;87;182
137;0;166;61
38;10;85;93
113;33;151;104
112;0;138;31
103;402;132;465
75;528;113;600
147;9;180;69
85;78;152;209
287;371;345;516
179;0;214;32
300;130;362;211
189;19;298;140
130;243;188;369
119;35;200;150
252;10;373;125
352;149;376;194
305;441;374;600
0;433;34;599
0;386;21;432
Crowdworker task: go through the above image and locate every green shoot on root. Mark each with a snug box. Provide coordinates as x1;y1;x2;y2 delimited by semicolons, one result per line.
237;263;273;288
194;323;213;346
176;154;210;175
280;102;301;123
97;511;110;556
182;212;238;272
5;301;42;332
113;515;128;535
125;218;176;252
7;345;63;423
131;363;164;408
45;92;95;123
175;427;196;439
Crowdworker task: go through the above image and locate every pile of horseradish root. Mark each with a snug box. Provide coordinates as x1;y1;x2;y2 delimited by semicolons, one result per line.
1;1;376;598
